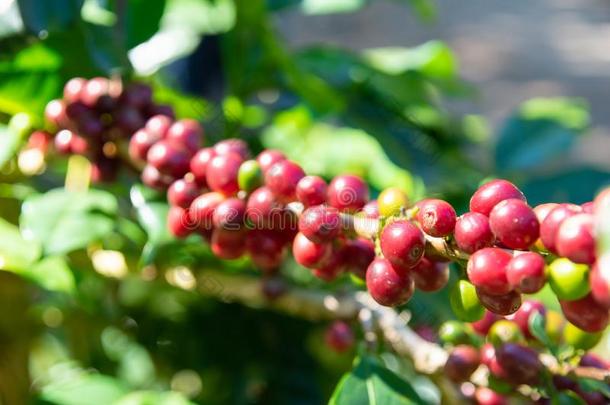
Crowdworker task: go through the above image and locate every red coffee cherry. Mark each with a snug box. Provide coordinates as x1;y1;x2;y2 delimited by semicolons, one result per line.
475;387;508;405
533;202;559;223
506;252;546;294
147;140;191;178
444;345;480;383
410;257;449;292
166;119;203;153
129;129;161;162
114;107;145;134
54;129;76;155
298;205;341;243
265;160;305;202
167;176;200;208
292;232;332;269
212;198;246;230
496;343;542;385
581;201;594;214
590;255;610;309
141;164;174;191
189;192;225;231
77;115;104;137
362;200;380;219
91;156;119;183
471;310;502;336
63;77;87;103
470;179;526;216
540;203;582;253
480;343;509;380
65;101;89;121
509;299;546;339
327;174;369;213
189;147;217;187
416;199;456;237
467;248;512;296
206;152;243;196
246;229;285;272
214;138;250;160
167;206;192;238
312;250;346;281
145;114;173;138
296;175;327;207
256;149;286;173
477;289;522;316
454;212;494;254
120;82;152;109
45;99;68;127
489;199;539;250
81;77;110;107
325;321;355;352
245;186;284;228
380;219;425;269
342;238;376;279
560;294;609;333
556;213;596;265
366;258;414;306
211;228;247;260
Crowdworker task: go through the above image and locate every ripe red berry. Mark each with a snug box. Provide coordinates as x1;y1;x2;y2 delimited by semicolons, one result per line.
325;321;355;352
45;99;68;127
77;115;104;137
444;345;480;383
380;220;425;269
560;294;609;333
454;212;494;254
467;248;512;296
475;387;507;405
265;160;305;202
362;200;380;219
292;232;332;269
167;206;193;238
480;343;509;380
129;129;161;162
246;229;285;272
189;147;216;187
477;289;522;316
166;119;203;153
120;82;152;109
581;201;594;214
416;199;456;237
141;164;174;190
555;213;596;265
298;205;341;243
212;198;246;230
509;299;546;339
296;175;327;207
245;186;284;228
114;107;145;134
366;258;414;306
54;129;76;155
147;140;191;178
506;252;546;294
342;238;376;279
540;203;582;253
411;257;449;292
496;343;542;385
90;156;119;183
470;179;526;216
256;149;286;173
471;310;502;336
189;192;225;231
327;174;369;213
211;228;247;260
213;138;250;160
145;114;173;138
205;153;243;196
81;77;109;107
489;199;539;250
312;250;346;281
63;77;87;103
590;255;610;309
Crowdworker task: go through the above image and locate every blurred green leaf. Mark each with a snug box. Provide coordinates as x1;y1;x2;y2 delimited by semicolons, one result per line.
0;217;41;272
301;0;367;15
403;0;437;22
24;255;75;293
528;311;558;356
41;373;128;405
114;391;196;405
330;356;424;404
130;184;172;265
519;97;590;131
0;114;33;169
151;80;211;120
17;0;84;34
126;0;166;49
578;378;610;398
20;188;118;255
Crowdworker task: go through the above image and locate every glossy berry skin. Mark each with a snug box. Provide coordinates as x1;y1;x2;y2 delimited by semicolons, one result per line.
145;114;173;138
214;138;250;160
245;186;283;228
211;228;247;260
480;344;509;380
342;238;376;279
189;147;216;187
378;187;408;218
312;251;346;281
296;176;327;207
470;179;526;216
410;257;449;292
496;343;542;385
45;99;68;127
450;280;485;322
189;192;225;231
444;345;480;383
166;119;202;153
298;205;341;244
471;310;502;336
54;129;76;155
560;294;609;333
556;213;596;265
477;289;522;316
167;177;200;208
212;198;246;230
540;203;582;253
63;77;87;102
380;220;425;269
141;164;174;190
237;160;263;193
81;77;109;107
506;252;546;294
475;387;507;405
325;321;355;353
489;199;539;250
487;320;524;346
256;149;286;173
327;174;369;213
366;258;414;307
547;258;590;301
590;255;610;309
206;153;243;196
454;212;494;254
416;199;456;237
121;82;152;108
438;321;472;346
563;323;602;351
265;160;305;202
147;140;191;178
167;206;192;238
467;248;512;296
129;129;161;162
292;232;332;269
509;300;546;339
246;230;285;272
362;200;380;219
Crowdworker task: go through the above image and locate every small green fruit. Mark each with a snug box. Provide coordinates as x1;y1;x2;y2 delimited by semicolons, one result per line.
450;280;485;322
487;320;524;347
439;320;472;346
378;187;408;218
563;322;602;351
547;258;590;300
238;160;263;193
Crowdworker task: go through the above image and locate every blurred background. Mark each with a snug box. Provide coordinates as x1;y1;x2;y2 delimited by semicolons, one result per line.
0;1;609;404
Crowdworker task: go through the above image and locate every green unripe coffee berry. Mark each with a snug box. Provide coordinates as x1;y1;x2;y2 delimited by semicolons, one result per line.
439;320;472;346
450;280;485;322
563;322;602;351
487;320;524;347
238;160;263;193
547;258;590;300
378;187;408;218
545;310;565;344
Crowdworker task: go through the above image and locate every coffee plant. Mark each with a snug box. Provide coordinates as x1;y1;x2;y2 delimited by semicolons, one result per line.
0;1;609;404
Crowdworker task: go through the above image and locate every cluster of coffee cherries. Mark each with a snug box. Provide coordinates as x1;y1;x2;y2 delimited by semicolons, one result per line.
436;299;609;404
43;77;173;182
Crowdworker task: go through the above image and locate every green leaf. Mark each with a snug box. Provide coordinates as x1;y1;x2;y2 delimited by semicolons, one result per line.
126;0;167;49
114;391;196;405
23;256;75;293
329;356;425;405
40;374;128;405
403;0;437;22
130;184;172;265
0;217;41;272
301;0;367;15
528;311;559;356
578;378;610;399
20;188;118;255
17;0;84;34
0;113;33;169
